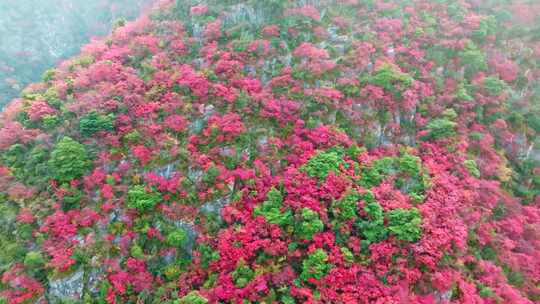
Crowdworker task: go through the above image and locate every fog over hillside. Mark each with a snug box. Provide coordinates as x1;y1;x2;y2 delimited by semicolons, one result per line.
0;0;153;108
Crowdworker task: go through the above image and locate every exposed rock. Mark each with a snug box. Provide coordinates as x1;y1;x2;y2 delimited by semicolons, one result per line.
172;221;198;255
47;269;84;303
153;162;179;179
200;193;232;216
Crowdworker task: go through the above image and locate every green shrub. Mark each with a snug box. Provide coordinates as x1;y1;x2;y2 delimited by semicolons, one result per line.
24;251;44;269
356;192;387;244
79;111;115;137
358;157;395;188
198;244;220;269
300;249;330;281
472;16;497;42
48;137;90;182
130;245;144;259
254;187;293;227
167;228;189;248
387;208;422;242
456;83;474;101
177;291;208;304
295;208;323;240
483;76;507;96
365;64;413;98
460;42;487;77
126;185;161;212
464;159;481;178
232;260;255;288
421;118;457;141
334;190;360;221
301;150;344;180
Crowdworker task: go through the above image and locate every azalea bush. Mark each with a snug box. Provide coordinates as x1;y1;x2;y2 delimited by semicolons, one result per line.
0;0;539;303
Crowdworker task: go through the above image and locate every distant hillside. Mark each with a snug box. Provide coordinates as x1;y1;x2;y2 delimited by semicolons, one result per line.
0;0;153;109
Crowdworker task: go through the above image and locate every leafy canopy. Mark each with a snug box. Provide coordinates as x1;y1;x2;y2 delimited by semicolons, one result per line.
254;187;293;227
232;259;255;288
126;185;161;212
48;136;90;182
387;208;422;242
301;148;345;180
300;249;330;281
295;208;324;240
79;111;115;137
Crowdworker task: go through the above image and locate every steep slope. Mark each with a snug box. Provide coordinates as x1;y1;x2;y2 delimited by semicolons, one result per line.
0;0;539;303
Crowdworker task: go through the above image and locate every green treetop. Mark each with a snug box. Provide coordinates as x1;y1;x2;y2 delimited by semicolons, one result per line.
126;185;161;212
300;249;330;282
48;136;90;182
295;208;324;240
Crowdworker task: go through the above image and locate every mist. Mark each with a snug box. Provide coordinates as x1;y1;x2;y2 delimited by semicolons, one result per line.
0;0;153;108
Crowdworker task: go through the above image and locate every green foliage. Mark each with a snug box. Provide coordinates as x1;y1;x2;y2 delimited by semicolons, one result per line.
167;228;188;248
483;76;507;96
42;115;61;130
426;45;456;66
163;264;183;281
126;185;161;212
456;83;474;101
42;69;56;82
79;111;115;137
300;249;330;281
130;245;144;259
464;159;480;178
504;267;525;288
359;152;429;201
232;260;255;288
395;152;429;203
472;16;497;43
301;149;345;180
387;208;422;242
364;64;413;98
460;42;487;77
24;251;44;269
356;192;387;244
202;165;220;184
358;157;395;188
333;190;360;221
123;130;141;143
478;284;494;298
254;187;293;227
48;137;90;182
177;291;208;304
340;247;354;264
3;144;50;187
198;244;220;269
295;208;323;240
63;186;83;207
422;118;457;141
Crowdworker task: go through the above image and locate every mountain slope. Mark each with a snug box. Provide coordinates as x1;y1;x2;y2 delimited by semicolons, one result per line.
0;0;539;303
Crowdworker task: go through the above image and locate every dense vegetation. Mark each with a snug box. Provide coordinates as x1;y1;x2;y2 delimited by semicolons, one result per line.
0;0;539;303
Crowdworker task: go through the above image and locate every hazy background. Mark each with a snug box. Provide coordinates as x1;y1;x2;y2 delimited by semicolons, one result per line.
0;0;153;109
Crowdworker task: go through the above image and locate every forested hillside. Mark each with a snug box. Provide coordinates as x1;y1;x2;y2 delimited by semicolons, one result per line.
0;0;539;303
